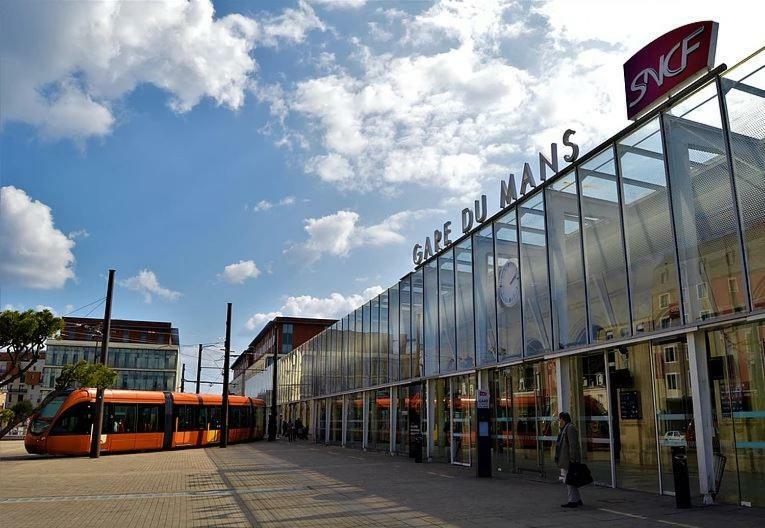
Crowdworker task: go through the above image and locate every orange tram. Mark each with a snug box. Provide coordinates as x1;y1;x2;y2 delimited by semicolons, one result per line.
25;388;267;456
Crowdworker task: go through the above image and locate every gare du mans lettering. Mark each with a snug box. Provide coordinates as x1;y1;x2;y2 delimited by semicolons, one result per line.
411;129;579;266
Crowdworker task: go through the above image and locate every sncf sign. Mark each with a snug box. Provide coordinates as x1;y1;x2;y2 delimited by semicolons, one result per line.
624;21;718;120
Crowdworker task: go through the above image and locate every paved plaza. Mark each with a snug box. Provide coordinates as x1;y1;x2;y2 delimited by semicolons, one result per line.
1;439;764;528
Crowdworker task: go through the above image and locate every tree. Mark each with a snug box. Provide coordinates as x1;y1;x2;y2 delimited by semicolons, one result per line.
0;362;116;439
56;360;117;390
10;399;33;417
0;309;63;390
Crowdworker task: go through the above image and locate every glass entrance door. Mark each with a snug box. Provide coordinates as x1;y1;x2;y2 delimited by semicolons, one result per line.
708;323;765;507
432;378;451;462
652;338;697;495
450;374;475;466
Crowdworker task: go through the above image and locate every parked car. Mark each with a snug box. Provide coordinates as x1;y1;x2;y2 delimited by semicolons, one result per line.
662;430;687;446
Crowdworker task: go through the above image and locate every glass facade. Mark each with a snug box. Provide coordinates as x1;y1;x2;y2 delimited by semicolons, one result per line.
267;48;765;507
44;344;178;392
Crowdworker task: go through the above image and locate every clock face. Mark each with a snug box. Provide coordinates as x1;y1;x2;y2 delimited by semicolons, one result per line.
498;259;520;308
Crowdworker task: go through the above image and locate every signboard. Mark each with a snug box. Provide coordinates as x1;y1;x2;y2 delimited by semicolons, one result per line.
624;21;718;120
619;390;642;420
477;389;490;409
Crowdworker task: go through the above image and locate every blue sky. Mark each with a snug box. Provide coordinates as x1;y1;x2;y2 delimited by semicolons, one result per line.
1;0;760;390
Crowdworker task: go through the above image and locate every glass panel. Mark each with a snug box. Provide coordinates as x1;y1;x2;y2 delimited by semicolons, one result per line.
355;307;363;389
423;260;440;376
492;367;514;475
652;339;697;495
473;225;498;366
367;389;390;451
546;171;588;348
371;297;380;386
511;364;539;472
539;360;559;481
495;210;523;361
411;270;424;378
344;315;352;391
329;395;343;445
455;238;475;370
722;58;765;310
708;322;765;507
346;393;364;448
609;343;659;492
400;276;412;381
389;285;400;382
432;378;451;463
451;374;476;465
438;251;457;373
664;84;746;321
519;193;552;356
380;290;389;384
579;147;632;342
570;352;612;486
362;302;370;388
316;398;327;443
395;385;409;455
618;119;682;333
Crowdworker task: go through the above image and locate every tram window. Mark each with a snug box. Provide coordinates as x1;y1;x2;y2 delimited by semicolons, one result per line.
174;405;196;431
195;406;208;430
209;406;221;430
136;404;163;433
105;404;137;434
229;407;239;428
50;403;94;435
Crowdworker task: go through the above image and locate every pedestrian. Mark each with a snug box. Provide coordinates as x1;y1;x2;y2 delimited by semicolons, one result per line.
287;421;295;443
555;411;583;508
295;418;304;440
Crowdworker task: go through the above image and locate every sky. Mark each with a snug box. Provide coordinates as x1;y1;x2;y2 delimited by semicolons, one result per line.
1;0;762;392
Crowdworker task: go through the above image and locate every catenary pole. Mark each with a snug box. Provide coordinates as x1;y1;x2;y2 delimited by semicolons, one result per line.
221;302;231;448
90;269;115;459
180;363;186;392
196;344;203;393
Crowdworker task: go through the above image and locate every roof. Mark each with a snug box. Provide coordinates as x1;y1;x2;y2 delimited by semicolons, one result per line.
57;316;180;346
231;316;336;371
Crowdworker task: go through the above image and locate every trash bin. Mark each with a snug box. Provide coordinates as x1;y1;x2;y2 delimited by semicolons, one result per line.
671;446;692;508
413;433;423;463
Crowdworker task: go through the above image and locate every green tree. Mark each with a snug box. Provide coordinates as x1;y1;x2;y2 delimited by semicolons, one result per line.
56;360;117;390
10;399;34;417
0;309;63;390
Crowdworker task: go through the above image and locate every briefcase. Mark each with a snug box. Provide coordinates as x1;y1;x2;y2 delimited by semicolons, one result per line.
565;462;594;487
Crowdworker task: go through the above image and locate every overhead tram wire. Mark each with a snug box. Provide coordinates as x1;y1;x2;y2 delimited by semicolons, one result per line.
61;297;107;317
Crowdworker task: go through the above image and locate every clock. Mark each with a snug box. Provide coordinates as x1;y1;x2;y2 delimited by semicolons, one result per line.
498;259;520;308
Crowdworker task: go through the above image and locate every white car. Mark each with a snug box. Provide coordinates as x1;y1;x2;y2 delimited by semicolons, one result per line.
662;430;687;446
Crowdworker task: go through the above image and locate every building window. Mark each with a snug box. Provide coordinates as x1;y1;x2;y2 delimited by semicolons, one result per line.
660;269;669;284
666;373;678;390
659;293;670;309
664;346;677;364
696;283;708;300
660;317;671;329
728;277;739;293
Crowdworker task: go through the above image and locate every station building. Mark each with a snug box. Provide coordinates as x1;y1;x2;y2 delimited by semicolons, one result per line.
249;45;765;507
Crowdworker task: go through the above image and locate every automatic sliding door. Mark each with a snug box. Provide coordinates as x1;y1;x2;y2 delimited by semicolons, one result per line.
451;374;475;466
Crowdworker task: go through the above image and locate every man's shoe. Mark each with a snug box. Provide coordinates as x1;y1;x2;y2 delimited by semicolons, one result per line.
576;500;583;506
561;502;578;508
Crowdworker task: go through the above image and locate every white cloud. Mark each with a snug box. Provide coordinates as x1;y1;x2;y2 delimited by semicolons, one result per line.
252;196;296;212
244;285;383;332
0;186;75;289
287;208;444;263
119;269;181;303
220;260;261;284
0;0;325;141
308;0;367;10
68;229;90;240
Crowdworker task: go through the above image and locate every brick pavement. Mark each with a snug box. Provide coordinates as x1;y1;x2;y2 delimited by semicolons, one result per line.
1;439;764;527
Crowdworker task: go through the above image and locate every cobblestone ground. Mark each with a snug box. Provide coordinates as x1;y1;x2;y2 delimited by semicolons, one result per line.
1;439;764;528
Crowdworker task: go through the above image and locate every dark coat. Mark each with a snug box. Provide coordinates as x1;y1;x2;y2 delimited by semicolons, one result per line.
556;423;582;469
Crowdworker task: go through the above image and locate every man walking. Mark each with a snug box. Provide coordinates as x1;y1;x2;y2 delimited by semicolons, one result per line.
555;411;583;508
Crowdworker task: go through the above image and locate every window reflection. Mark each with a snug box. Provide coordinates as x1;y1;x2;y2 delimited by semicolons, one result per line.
412;270;424;378
546;172;587;348
438;251;456;372
423;260;440;376
494;210;523;361
455;238;475;370
473;225;498;365
618;119;682;333
664;84;746;321
399;276;412;381
519;193;552;356
579;148;631;342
